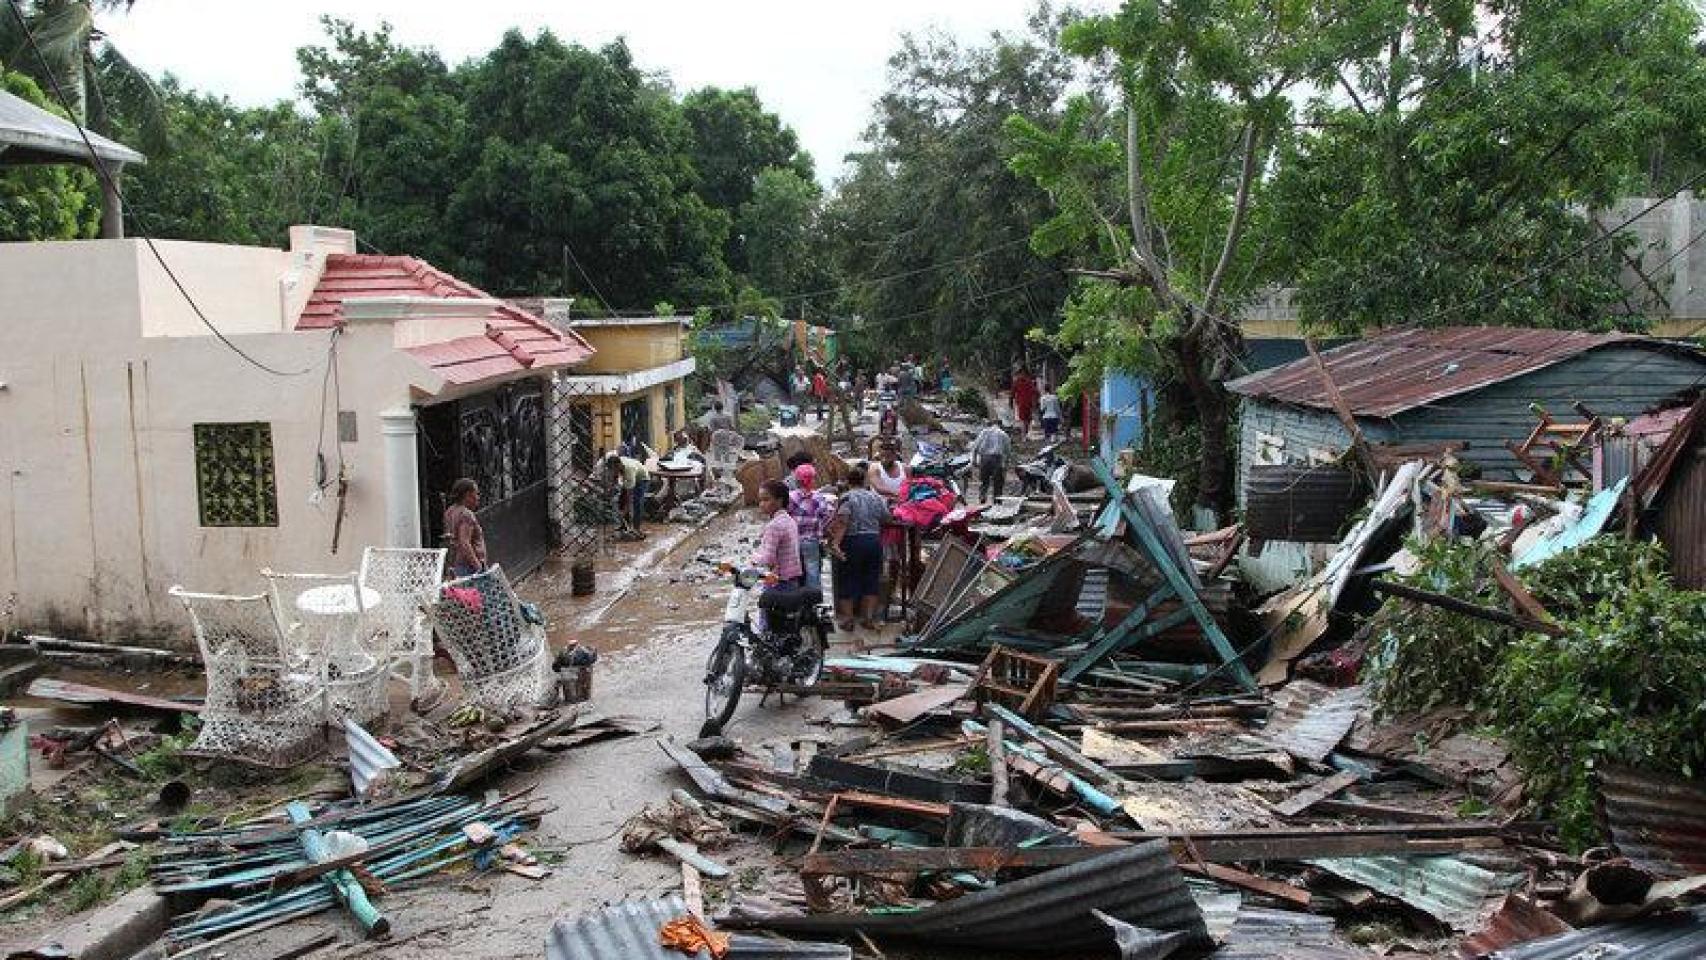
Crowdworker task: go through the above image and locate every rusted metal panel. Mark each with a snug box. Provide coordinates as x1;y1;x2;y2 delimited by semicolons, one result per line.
1473;905;1706;960
1460;893;1573;957
1226;327;1702;419
1654;437;1706;589
1258;681;1367;763
1245;464;1365;542
1306;855;1524;930
737;841;1211;953
546;895;852;960
1597;767;1706;878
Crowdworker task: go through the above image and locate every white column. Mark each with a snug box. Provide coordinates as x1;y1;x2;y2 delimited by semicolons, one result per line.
380;408;422;548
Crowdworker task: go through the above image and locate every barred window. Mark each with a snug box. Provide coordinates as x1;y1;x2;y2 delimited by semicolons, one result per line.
193;422;279;527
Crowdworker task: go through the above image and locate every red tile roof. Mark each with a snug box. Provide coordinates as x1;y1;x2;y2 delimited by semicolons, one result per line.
1227;326;1702;419
300;254;593;385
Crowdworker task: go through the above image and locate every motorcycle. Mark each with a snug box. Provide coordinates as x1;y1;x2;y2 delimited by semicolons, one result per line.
1015;441;1067;495
701;564;830;735
910;441;972;500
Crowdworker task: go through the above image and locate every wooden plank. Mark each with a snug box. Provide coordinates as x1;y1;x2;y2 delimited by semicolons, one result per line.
1061;583;1176;683
1372;579;1564;637
863;683;970;727
987;719;1010;808
1182;862;1313;907
25;677;200;714
1272;771;1361;818
832;790;950;819
1080;728;1165;765
681;863;705;918
1489;557;1557;628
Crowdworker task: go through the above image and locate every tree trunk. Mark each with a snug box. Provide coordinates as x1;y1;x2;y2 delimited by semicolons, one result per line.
1175;333;1233;524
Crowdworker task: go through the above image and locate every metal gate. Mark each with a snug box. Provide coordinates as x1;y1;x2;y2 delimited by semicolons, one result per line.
417;379;551;577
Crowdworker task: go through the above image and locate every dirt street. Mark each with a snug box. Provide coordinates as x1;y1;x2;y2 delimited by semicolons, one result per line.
234;505;875;959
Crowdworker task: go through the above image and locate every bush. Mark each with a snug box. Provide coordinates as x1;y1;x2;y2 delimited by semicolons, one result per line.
1369;537;1706;849
951;387;990;419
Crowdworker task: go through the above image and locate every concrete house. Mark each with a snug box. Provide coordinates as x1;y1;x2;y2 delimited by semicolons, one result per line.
1224;326;1706;589
514;300;696;467
0;226;593;644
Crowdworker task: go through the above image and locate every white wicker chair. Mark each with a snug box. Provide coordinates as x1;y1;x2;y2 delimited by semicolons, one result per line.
424;565;554;714
261;570;390;727
359;547;448;704
169;586;327;767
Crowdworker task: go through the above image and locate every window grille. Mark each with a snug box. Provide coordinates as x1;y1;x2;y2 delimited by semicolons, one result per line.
194;422;278;527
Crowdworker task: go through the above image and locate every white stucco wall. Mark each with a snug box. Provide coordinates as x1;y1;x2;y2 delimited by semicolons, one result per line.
0;240;430;646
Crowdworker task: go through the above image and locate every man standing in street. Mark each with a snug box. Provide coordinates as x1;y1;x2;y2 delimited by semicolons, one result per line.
1039;385;1063;442
971;419;1012;504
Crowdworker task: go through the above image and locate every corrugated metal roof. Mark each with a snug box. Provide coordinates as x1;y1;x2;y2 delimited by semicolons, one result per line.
302;254;594;384
1214;907;1373;959
1306;855;1523;930
546;896;853;960
740;841;1211;953
1476;905;1706;959
0;89;145;166
342;718;400;797
1259;681;1367;763
1460;894;1574;957
1245;464;1365;543
1597;767;1706;878
1225;327;1702;419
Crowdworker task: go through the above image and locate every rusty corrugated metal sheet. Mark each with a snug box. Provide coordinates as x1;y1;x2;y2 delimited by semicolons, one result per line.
1259;681;1367;763
1245;464;1365;542
733;841;1211;953
1597;767;1706;878
546;896;852;960
1307;855;1524;930
1473;905;1706;959
1650;411;1706;589
1459;894;1573;958
1225;327;1698;419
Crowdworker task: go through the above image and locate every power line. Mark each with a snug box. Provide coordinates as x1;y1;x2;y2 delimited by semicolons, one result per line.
7;2;321;378
561;240;615;315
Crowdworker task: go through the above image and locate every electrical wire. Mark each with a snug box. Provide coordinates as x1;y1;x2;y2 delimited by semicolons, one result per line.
562;239;615;316
7;2;322;379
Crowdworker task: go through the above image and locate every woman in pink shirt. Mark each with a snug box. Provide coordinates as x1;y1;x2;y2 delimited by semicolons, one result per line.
753;479;804;586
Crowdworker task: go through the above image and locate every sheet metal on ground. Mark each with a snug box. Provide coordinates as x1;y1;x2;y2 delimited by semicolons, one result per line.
546;895;852;960
743;841;1211;953
1475;905;1706;960
1213;907;1374;959
1306;855;1523;930
1597;766;1706;878
1259;681;1367;763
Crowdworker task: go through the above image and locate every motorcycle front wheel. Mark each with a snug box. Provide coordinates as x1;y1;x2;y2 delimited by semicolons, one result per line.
703;626;747;730
793;620;829;687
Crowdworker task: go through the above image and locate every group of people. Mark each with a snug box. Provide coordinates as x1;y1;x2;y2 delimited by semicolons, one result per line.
749;446;913;633
1009;367;1064;442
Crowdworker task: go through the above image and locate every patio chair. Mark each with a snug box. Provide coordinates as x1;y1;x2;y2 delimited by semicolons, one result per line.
261;569;390;727
358;547;448;704
424;565;554;715
168;586;327;767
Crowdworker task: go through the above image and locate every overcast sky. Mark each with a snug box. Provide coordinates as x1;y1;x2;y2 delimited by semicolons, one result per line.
101;0;1109;186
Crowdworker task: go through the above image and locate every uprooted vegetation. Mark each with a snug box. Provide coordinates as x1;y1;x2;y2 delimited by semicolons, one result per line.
1368;537;1706;848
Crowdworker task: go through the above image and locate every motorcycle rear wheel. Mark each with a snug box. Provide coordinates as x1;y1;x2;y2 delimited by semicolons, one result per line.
703;627;747;729
793;621;829;687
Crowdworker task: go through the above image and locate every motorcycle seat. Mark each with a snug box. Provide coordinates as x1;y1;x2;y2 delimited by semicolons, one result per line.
759;586;823;612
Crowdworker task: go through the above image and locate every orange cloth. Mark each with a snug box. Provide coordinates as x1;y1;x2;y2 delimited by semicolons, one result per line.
659;915;731;959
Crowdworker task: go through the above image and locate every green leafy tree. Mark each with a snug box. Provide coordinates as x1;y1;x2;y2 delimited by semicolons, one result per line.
1008;0;1365;519
0;69;98;238
0;0;164;150
1268;0;1706;332
737;166;826;298
822;7;1076;368
680;86;813;214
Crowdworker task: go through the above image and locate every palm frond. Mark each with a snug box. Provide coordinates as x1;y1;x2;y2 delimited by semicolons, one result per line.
7;0;95;119
94;37;165;153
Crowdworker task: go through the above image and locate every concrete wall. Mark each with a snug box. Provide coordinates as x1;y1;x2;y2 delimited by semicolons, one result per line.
0;240;423;646
1599;193;1706;331
570;322;686;375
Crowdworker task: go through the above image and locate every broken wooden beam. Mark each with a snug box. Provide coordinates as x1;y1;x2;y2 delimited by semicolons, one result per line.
1371;579;1564;636
1272;771;1362;818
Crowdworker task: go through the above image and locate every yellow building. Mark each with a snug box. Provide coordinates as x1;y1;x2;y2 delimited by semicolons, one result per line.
513;300;695;467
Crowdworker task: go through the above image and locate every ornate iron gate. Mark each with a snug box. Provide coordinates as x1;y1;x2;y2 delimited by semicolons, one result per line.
417;379;551;577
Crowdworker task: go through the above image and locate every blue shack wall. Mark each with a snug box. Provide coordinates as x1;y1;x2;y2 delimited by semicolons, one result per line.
1389;346;1706;480
1100;371;1154;462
